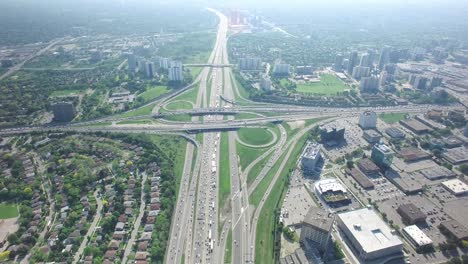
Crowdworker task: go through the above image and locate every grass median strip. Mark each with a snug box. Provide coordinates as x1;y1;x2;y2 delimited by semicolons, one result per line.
255;132;310;264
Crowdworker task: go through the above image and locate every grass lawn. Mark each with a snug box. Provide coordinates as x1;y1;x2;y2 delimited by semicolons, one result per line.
235;113;261;120
0;203;19;219
173;86;199;104
163;114;192;122
255;133;310;264
231;74;251;105
219;132;231;211
236;142;269;172
165;101;193;111
148;135;187;196
187;67;203;79
237;127;274;146
379;112;407;124
225;229;232;264
50;89;83;97
137;85;169;102
117;119;154;125
186;51;211;64
119;104;155;118
247;152;273;185
296;73;348;96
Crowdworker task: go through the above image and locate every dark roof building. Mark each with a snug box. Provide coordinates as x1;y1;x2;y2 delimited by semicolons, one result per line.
357;158;380;176
301;207;334;251
397;203;427;225
346;168;375;189
320;126;345;146
399;119;432;134
51;102;76;122
397;147;431;162
439;220;468;241
385;127;406;139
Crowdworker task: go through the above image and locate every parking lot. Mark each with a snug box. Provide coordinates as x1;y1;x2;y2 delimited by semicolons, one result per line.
320;117;369;162
281;171;315;227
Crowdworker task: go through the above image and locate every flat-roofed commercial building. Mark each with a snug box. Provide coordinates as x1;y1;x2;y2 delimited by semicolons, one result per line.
441;179;468;196
420;166;456;181
346;168;374;189
397;203;427;225
442;147;468;165
403;225;433;249
357;158;380;176
439;220;468;241
363;129;382;144
337;208;403;261
399;119;432;134
397;147;431;163
385;127;406;139
300;207;334;252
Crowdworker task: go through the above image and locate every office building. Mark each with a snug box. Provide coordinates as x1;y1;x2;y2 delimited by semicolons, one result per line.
300;207;334;252
138;58;146;73
409;75;428;90
441;179;468;196
320;127;345;146
371;143;394;167
347;51;358;75
333;54;343;71
352;66;370;80
51;102;76;122
397;203;427;225
384;63;396;75
358;111;377;129
301;142;322;173
378;46;391;71
337;208;403;261
145;62;155;78
260;75;272;91
159;57;170;69
359;76;379;93
168;61;183;81
128;53;138;73
359;53;373;68
239;57;261;71
379;71;388;88
430;76;443;89
403;225;433;250
273;63;291;75
439;220;468;241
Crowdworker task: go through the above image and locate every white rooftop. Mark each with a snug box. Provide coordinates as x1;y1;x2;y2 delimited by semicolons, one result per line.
403;225;432;247
338;208;402;254
316;179;347;194
442;179;468;195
